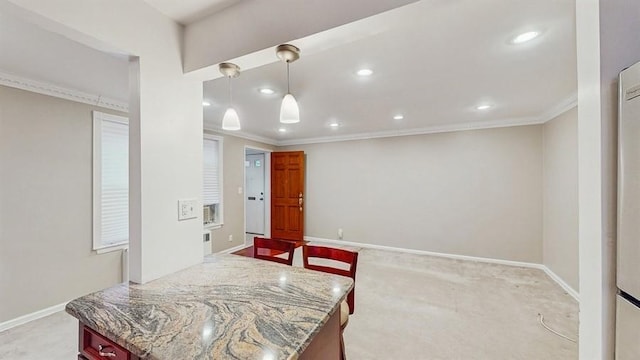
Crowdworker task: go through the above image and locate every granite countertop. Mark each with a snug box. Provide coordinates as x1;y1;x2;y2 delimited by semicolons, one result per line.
65;254;353;360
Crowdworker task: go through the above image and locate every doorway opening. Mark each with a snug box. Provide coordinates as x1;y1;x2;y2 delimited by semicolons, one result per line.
244;146;272;246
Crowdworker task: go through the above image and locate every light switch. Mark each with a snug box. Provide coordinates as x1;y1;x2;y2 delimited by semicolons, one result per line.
178;199;197;221
238;187;243;194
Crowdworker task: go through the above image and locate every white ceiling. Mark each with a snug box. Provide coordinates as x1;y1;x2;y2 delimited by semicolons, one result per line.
143;0;245;24
203;0;577;145
0;12;129;104
0;0;577;147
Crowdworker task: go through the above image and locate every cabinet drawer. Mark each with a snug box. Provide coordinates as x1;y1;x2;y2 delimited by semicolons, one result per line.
80;325;133;360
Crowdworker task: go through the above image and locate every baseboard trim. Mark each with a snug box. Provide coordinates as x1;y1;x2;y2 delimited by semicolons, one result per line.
541;266;580;302
0;301;68;333
304;236;580;302
0;241;578;334
216;244;250;254
304;237;543;268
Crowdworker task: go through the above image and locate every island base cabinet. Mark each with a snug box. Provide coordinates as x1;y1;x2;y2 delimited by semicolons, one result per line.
299;309;342;360
78;323;139;360
76;312;341;360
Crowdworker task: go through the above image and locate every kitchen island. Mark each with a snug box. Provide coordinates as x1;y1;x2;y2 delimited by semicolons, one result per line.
65;253;353;360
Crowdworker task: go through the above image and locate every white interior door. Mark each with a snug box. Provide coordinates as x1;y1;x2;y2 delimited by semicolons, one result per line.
245;153;265;234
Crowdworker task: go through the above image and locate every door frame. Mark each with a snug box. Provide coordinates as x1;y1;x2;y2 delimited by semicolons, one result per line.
243;145;272;246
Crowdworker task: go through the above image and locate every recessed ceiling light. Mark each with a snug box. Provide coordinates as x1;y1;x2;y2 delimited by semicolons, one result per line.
278;128;287;133
202;101;211;106
329;122;339;128
511;31;540;44
476;104;492;110
357;68;373;76
259;88;275;95
393;114;404;120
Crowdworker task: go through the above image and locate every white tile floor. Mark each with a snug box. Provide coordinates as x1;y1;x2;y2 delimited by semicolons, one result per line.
0;247;578;359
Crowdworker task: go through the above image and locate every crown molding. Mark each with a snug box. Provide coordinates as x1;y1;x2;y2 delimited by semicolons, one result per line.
261;93;580;147
203;127;279;146
277;116;543;146
537;92;578;123
0;72;576;145
0;71;128;112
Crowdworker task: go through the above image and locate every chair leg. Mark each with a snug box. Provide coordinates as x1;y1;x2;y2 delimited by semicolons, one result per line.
340;330;346;360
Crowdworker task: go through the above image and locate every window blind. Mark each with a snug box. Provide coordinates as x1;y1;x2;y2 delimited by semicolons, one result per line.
203;138;220;206
100;119;129;246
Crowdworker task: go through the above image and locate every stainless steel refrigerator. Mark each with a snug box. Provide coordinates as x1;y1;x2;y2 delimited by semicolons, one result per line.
616;60;640;359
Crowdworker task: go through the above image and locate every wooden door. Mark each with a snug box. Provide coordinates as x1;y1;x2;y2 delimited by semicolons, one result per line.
271;151;304;241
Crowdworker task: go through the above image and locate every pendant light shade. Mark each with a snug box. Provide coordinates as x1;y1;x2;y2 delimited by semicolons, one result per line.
222;108;241;130
219;62;241;131
280;93;300;124
276;44;301;124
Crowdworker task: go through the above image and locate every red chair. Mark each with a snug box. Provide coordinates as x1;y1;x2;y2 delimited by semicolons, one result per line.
303;245;358;360
253;237;295;266
302;245;359;314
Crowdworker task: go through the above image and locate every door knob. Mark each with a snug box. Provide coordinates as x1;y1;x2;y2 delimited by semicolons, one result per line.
298;192;303;212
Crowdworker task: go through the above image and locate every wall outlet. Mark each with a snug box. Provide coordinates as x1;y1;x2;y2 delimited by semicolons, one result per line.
338;228;343;239
228;234;233;242
178;199;197;221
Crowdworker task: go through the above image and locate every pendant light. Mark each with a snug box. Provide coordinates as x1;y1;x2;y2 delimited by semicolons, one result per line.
276;44;301;124
219;62;241;131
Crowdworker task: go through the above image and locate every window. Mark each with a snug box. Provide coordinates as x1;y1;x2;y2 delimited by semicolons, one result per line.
93;111;129;252
203;135;223;228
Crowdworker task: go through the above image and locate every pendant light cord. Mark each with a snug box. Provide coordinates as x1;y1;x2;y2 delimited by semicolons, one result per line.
287;61;291;94
228;76;233;105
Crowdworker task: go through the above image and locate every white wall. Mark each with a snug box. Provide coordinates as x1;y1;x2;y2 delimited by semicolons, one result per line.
576;0;640;358
576;1;605;357
0;86;123;322
282;125;543;263
542;107;579;292
183;0;417;74
1;0;204;283
0;12;128;104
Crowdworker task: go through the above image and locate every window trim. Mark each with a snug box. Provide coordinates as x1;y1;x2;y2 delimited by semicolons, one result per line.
93;111;129;253
203;134;224;229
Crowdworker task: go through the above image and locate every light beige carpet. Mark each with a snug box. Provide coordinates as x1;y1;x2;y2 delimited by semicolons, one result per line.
0;247;577;360
340;248;578;359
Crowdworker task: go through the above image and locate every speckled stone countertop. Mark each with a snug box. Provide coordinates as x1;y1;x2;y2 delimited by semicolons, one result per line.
65;254;353;360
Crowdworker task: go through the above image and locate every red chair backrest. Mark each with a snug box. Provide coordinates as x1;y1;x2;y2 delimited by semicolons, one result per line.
253;237;295;266
303;245;358;314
